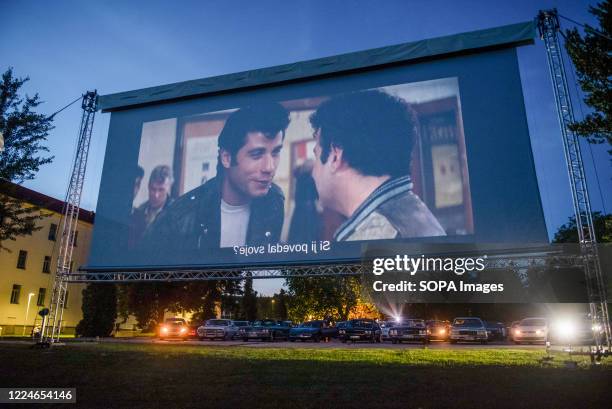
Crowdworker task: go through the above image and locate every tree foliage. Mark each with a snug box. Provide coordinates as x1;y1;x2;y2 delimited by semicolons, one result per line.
241;276;258;321
0;68;54;251
553;211;612;243
565;1;612;152
119;280;241;331
274;289;288;321
75;284;117;337
285;276;362;322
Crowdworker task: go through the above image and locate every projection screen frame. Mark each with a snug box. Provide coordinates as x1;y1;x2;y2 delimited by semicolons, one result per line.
86;20;546;274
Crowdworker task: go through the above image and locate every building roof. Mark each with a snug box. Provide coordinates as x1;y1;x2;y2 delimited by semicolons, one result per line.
0;179;95;224
98;21;534;112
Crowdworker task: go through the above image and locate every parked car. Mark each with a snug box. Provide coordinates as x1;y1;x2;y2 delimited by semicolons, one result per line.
512;317;548;344
508;321;521;342
339;319;381;343
389;319;428;344
550;314;603;345
197;319;239;340
158;318;189;340
334;321;347;339
449;317;488;344
484;321;507;342
231;320;250;338
239;319;291;341
426;320;450;341
289;320;336;342
380;321;396;341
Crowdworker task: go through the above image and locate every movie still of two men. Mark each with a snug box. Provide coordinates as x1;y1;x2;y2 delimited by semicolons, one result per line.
129;77;473;254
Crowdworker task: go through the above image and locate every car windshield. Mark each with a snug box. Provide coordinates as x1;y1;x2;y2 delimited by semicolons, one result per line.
254;320;276;327
453;319;482;327
406;320;425;327
233;321;249;327
521;319;546;326
206;320;229;326
165;319;185;326
350;320;373;328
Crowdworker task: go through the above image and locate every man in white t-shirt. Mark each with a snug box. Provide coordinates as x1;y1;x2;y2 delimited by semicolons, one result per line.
142;103;290;251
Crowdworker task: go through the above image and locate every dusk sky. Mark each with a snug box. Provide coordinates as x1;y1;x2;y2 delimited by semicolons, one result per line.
3;0;609;295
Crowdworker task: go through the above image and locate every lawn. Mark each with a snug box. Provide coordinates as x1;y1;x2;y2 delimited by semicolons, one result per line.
1;342;610;408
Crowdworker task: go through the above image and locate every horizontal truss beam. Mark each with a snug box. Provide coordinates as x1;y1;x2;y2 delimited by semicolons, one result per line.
66;253;583;283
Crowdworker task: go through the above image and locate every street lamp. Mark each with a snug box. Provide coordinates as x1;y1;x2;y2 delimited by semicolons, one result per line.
23;292;35;336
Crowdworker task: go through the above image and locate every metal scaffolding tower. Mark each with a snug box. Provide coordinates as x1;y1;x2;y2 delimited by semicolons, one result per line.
537;9;611;351
41;91;98;344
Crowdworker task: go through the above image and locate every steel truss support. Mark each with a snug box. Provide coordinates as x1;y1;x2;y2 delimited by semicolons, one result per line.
537;9;611;351
42;91;98;344
68;252;582;283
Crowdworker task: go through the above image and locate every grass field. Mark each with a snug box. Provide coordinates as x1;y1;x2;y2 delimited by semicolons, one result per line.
2;342;610;408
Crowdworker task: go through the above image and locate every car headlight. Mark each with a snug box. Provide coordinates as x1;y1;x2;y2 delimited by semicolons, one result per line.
180;327;187;334
339;329;345;334
555;320;576;339
439;329;446;335
262;329;269;334
390;330;397;335
161;326;168;333
515;329;521;335
536;329;542;335
477;330;487;336
364;330;371;334
592;324;602;332
419;330;426;335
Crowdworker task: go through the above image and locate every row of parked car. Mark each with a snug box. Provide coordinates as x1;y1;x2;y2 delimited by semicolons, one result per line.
157;314;605;345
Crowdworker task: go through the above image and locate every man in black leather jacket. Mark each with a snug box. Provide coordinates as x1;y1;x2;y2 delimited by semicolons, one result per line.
140;102;290;255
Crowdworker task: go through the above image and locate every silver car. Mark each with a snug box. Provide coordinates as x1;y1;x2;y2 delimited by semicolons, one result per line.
450;317;488;344
513;317;548;344
197;319;238;340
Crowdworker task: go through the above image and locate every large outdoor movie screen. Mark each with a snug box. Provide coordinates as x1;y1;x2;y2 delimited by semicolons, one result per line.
89;42;547;271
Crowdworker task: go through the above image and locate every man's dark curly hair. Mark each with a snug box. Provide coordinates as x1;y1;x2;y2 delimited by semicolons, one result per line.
310;90;417;178
216;102;290;175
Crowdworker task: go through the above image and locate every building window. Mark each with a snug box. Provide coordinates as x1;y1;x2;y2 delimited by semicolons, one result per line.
10;284;21;304
42;256;51;274
71;231;78;247
16;250;27;269
63;291;69;309
48;224;58;241
37;288;46;307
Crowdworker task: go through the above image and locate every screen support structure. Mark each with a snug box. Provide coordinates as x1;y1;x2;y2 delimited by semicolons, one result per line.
538;9;611;354
47;15;609;359
40;91;98;346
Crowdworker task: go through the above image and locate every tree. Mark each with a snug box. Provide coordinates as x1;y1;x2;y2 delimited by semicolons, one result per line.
0;68;54;251
553;212;612;243
285;276;362;322
75;284;118;337
564;1;612;153
274;289;288;321
241;276;258;321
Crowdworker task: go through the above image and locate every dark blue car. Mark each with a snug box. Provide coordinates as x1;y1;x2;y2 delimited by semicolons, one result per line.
289;320;336;342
